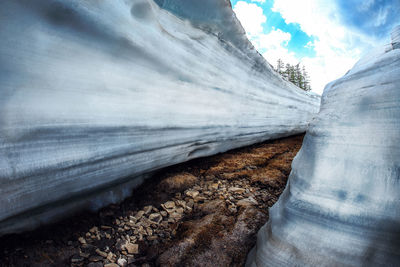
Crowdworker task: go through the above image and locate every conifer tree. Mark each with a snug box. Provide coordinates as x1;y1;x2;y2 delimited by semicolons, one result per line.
276;59;284;75
275;59;312;91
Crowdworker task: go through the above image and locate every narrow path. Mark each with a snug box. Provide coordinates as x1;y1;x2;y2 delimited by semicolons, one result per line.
0;134;304;267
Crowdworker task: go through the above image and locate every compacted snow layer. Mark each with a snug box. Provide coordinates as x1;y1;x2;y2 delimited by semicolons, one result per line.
0;0;319;235
247;27;400;266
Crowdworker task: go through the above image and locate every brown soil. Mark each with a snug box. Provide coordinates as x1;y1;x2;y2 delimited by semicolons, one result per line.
0;134;304;267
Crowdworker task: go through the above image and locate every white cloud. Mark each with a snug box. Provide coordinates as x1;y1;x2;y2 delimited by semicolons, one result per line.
256;30;299;65
233;0;383;95
233;1;266;36
233;2;299;68
272;0;378;94
251;0;266;3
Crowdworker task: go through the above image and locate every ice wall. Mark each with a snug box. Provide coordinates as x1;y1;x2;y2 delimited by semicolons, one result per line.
0;0;319;235
247;27;400;266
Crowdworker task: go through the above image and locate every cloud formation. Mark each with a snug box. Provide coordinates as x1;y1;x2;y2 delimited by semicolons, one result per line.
233;1;266;35
233;0;399;94
336;0;400;38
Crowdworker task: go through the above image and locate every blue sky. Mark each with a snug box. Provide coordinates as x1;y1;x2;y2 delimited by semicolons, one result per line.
230;0;400;94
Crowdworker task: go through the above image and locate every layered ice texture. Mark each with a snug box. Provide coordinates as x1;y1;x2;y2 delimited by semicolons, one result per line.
0;0;319;235
247;27;400;266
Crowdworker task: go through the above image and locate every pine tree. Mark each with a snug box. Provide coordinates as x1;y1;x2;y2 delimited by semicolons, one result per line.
284;63;291;81
302;65;311;91
276;59;284;75
294;63;302;88
275;60;312;91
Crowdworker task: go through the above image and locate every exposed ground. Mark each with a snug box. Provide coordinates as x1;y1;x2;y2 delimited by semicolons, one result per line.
0;134;304;267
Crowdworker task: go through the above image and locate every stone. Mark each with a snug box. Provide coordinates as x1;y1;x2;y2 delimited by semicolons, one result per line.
149;213;162;224
71;255;84;263
104;264;119;267
228;187;245;194
89;255;103;262
146;227;153;236
175;200;186;208
80;252;90;258
78;237;86;245
175;207;184;214
160;211;168;217
143;206;153;215
162;201;175;209
169;212;182;221
135;211;145;220
117;258;128;267
95;248;108;258
185;190;199;198
107;252;116;262
237;197;258;207
125;243;139;254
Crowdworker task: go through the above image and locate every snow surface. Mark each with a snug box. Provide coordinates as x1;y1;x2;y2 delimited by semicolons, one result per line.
247;27;400;266
0;0;319;235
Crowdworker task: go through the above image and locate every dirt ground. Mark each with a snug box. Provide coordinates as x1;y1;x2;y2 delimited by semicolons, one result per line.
0;134;304;267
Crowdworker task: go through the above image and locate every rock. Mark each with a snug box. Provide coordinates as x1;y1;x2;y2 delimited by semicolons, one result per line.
89;226;98;233
160;211;168;217
88;263;103;267
210;183;219;190
70;255;84;263
104;264;119;267
237;197;258;207
185;190;200;199
228;205;237;213
117;258;127;267
89;255;103;262
143;206;153;215
95;248;108;258
80;252;90;258
162;201;175;210
78;237;86;245
135;211;145;220
228;187;245;194
169;212;182;221
115;239;126;252
146;227;153;236
125;243;139;255
149;213;162;224
175;207;184;214
107;252;116;262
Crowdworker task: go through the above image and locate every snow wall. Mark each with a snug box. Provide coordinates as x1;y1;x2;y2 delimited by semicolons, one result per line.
0;0;320;235
247;26;400;266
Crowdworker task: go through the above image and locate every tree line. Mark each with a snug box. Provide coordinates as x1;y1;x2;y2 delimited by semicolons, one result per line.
274;59;311;91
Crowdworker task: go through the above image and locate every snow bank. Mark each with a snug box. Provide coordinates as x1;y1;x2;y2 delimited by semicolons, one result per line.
247;26;400;266
0;0;319;235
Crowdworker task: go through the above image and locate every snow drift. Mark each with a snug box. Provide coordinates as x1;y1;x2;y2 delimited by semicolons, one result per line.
247;27;400;266
0;0;319;235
